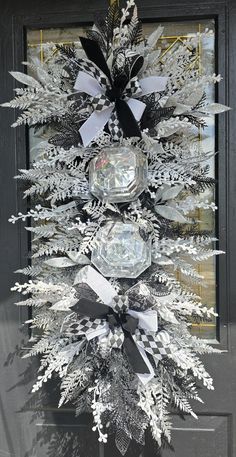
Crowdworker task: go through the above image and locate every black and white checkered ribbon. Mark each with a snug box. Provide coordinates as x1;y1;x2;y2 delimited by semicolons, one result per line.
124;76;142;98
67;316;105;336
67;266;163;383
90;77;143;140
134;328;172;362
74;67;168;146
92;93;113;112
67;316;124;350
108;327;124;349
108;112;123;141
111;295;129;313
76;58;108;91
91;77;142;114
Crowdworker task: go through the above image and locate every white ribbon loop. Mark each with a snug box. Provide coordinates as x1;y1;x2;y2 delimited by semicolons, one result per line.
86;323;109;341
74;71;104;96
74;265;117;305
128;309;158;332
79;107;114;147
126;98;146;121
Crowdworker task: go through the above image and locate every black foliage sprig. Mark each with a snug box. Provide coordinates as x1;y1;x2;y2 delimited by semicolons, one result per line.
86;29;107;54
181;114;207;129
127;9;143;46
56;44;76;60
189;176;216;194
48;98;91;148
91;0;120;58
194;92;207;110
140;93;175;130
56;44;84;82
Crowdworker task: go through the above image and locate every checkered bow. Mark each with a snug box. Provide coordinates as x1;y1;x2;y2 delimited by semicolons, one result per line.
74;37;168;146
66;265;172;384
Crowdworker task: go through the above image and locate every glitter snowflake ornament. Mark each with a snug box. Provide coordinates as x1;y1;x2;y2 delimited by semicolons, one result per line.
91;220;151;278
89;146;148;203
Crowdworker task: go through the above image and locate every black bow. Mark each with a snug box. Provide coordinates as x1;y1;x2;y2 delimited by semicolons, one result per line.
71;296;150;374
80;36;143;139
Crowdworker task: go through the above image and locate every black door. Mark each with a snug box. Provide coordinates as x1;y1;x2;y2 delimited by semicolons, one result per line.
0;1;236;456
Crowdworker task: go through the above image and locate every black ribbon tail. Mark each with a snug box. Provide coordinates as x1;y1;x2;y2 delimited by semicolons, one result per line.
79;37;112;84
122;315;139;334
115;98;142;139
71;298;109;319
130;55;144;79
123;332;150;374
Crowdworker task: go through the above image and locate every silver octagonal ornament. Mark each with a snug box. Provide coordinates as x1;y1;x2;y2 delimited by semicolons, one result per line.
89;146;147;203
91;221;151;278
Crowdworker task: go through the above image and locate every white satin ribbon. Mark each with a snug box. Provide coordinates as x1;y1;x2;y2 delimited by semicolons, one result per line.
79;106;114;147
74;71;168;146
128;309;158;332
74;71;104;96
73;265;157;384
74;265;117;305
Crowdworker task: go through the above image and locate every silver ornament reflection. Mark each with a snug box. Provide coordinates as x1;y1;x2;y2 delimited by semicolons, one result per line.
91;221;151;278
89;146;147;203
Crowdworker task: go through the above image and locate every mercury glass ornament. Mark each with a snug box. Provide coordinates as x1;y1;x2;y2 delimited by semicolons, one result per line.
91;221;151;278
89;146;147;203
